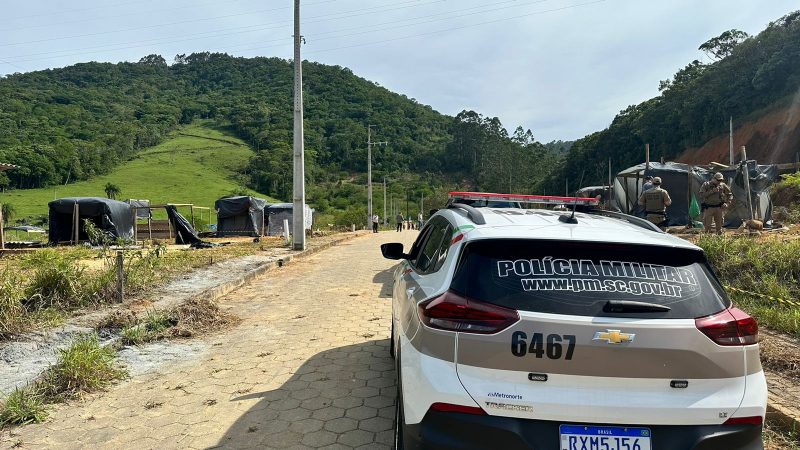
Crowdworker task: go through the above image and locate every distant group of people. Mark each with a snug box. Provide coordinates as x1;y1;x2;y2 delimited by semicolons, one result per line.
395;212;424;232
370;213;424;233
638;173;733;234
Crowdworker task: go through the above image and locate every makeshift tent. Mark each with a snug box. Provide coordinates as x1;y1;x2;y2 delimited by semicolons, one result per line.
215;196;269;237
165;205;202;246
614;161;778;227
126;199;152;219
267;203;313;236
48;197;134;244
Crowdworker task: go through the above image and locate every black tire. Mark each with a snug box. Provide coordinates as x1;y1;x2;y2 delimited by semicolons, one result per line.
389;320;395;358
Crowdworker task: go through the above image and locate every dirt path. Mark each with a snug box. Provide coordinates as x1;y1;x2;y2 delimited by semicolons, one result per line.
1;231;418;450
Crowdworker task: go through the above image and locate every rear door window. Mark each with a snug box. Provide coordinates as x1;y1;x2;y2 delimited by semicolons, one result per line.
450;239;729;319
413;218;453;274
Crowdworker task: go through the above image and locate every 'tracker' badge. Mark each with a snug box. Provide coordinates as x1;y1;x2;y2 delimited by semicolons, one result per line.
593;329;635;344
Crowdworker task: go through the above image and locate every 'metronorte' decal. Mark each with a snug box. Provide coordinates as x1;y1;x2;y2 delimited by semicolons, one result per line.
496;258;698;298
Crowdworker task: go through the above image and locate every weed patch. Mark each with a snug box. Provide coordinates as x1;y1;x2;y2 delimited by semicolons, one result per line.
697;234;800;336
41;334;126;400
0;387;48;426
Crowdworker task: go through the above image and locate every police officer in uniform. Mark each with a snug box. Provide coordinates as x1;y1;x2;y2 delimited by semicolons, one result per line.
699;172;733;234
638;176;672;229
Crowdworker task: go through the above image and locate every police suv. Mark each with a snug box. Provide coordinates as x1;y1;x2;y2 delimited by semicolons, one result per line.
382;192;766;450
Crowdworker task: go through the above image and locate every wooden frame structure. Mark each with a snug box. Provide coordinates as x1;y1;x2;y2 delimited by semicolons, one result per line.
130;203;212;242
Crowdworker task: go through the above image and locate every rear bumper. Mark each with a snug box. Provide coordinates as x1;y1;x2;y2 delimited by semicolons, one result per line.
402;411;762;450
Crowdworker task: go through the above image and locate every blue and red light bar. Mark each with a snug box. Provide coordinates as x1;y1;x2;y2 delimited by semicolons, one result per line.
448;191;599;206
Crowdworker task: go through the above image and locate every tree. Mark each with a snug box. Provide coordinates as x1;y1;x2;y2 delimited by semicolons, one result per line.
1;203;15;224
138;54;167;66
699;29;750;60
104;183;121;199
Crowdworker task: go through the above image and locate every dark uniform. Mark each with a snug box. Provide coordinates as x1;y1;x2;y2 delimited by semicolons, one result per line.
638;178;672;229
699;173;733;234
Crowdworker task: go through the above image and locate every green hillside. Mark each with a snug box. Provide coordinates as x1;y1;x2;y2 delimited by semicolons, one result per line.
544;10;800;191
0;53;558;223
2;123;275;222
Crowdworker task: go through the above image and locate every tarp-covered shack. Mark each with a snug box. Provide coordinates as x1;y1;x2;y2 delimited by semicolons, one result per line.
614;161;778;227
267;203;313;236
48;197;134;243
215;196;269;237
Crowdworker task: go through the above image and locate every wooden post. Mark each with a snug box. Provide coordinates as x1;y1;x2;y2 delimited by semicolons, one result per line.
168;218;173;241
645;144;650;170
72;202;80;244
132;209;138;244
116;251;124;303
148;217;152;241
0;204;5;251
190;206;195;230
741;146;754;221
262;208;266;236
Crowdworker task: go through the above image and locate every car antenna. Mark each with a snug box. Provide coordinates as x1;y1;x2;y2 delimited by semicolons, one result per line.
559;170;585;224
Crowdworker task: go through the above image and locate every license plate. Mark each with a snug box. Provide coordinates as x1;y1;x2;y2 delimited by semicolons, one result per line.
559;424;652;450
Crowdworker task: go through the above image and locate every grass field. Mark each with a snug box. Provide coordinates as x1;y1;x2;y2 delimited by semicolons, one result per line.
1;123;278;223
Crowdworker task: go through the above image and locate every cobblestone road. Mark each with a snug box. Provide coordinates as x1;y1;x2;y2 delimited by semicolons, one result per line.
3;231;418;450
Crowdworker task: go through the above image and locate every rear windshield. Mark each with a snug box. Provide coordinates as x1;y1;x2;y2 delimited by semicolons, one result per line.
451;240;729;319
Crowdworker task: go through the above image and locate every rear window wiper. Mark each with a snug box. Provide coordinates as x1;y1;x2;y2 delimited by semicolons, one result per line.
603;300;671;313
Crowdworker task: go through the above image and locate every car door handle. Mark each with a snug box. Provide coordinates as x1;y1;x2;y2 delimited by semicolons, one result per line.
406;287;416;298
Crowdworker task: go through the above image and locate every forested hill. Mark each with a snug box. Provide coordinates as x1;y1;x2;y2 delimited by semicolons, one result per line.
544;10;800;191
0;53;557;205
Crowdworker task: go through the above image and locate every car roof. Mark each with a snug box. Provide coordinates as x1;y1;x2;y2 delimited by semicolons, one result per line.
436;207;700;251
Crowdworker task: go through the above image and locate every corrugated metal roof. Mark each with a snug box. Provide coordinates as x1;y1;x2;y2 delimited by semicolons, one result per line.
0;163;19;171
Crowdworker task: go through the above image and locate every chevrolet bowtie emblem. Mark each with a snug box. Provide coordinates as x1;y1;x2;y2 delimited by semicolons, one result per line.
593;329;635;344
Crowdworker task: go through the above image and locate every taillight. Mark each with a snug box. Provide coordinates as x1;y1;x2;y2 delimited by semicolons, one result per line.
695;307;758;346
429;402;486;415
418;290;519;334
723;416;763;426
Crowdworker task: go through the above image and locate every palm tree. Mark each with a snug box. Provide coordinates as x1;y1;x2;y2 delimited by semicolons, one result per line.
104;183;121;200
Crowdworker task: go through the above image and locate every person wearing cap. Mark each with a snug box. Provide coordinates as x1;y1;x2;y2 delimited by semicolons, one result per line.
638;176;672;229
699;172;734;234
642;176;654;193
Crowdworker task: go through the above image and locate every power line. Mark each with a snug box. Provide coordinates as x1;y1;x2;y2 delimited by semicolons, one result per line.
4;0;524;63
5;0;162;21
0;0;255;33
306;0;608;55
0;0;436;49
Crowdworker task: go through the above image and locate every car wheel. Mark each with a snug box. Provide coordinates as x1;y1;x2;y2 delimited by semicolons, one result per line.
389;320;395;358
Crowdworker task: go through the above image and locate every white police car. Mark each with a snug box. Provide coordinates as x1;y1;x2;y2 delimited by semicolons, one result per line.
382;192;766;450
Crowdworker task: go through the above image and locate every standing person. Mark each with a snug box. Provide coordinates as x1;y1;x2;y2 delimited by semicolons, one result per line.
699;172;734;234
395;212;404;232
642;176;654;193
371;214;379;233
417;212;424;229
638;176;672;230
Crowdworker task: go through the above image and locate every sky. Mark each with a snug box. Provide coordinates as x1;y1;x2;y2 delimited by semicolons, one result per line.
1;0;798;142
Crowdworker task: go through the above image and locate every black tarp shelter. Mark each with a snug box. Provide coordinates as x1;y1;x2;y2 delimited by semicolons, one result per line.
267;203;313;236
48;197;134;244
126;199;152;219
614;161;778;227
215;196;269;237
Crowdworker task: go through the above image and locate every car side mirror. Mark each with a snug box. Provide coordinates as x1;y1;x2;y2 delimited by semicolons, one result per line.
381;243;407;260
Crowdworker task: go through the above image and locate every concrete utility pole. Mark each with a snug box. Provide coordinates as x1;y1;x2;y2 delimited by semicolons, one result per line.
292;0;306;250
366;125;387;229
729;117;734;166
383;178;387;226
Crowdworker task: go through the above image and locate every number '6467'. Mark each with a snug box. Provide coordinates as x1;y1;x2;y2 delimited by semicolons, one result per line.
511;331;576;360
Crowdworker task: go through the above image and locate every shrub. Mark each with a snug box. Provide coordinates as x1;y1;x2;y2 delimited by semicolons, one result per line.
0;269;27;338
0;387;48;425
23;250;90;309
42;334;126;399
